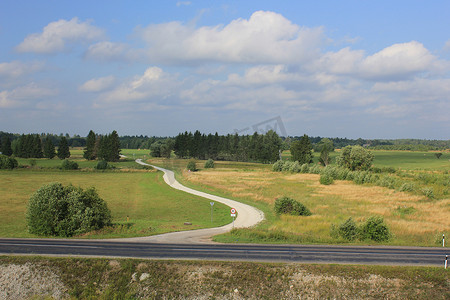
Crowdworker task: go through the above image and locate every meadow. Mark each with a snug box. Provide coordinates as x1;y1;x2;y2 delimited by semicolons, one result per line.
0;152;230;238
147;150;449;247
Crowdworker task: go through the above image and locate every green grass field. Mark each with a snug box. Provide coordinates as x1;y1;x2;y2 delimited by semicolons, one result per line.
0;169;230;238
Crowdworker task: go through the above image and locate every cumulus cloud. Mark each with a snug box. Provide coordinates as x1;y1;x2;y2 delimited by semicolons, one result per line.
0;61;44;79
97;67;180;106
176;1;191;6
137;11;324;64
317;41;443;81
79;75;116;92
84;41;143;62
16;17;105;54
0;83;57;108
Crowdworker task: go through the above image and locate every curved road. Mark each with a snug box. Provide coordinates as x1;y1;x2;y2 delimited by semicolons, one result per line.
110;159;265;244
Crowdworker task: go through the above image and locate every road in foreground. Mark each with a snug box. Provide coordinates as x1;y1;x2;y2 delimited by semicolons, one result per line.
0;238;447;266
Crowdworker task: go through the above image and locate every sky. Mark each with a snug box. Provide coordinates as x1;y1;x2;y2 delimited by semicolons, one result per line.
0;1;449;139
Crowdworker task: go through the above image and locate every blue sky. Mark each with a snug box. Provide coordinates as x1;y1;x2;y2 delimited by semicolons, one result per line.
1;1;449;139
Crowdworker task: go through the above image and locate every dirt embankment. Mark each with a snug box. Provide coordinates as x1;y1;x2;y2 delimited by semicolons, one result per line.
1;257;448;299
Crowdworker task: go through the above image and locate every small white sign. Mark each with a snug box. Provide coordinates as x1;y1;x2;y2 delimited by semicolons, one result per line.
231;214;236;217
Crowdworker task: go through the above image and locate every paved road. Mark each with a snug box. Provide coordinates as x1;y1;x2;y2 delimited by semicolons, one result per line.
0;238;447;266
115;159;264;244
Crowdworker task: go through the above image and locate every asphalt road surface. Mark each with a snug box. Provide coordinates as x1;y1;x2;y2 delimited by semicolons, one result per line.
0;238;447;266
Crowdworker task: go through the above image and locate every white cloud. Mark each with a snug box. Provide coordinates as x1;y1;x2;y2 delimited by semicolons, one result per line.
84;41;142;62
0;83;57;108
97;67;180;105
16;18;105;54
359;41;438;80
176;1;191;6
0;61;43;79
79;75;116;92
137;11;324;64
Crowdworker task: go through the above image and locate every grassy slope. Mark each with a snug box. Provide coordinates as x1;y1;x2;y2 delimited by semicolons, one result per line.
0;169;230;238
1;256;448;299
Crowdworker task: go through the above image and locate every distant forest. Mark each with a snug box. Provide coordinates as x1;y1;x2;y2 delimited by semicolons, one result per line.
1;131;449;152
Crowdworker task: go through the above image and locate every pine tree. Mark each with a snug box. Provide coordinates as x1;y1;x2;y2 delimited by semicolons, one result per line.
57;137;70;159
109;130;121;162
83;130;96;160
1;136;12;156
290;134;313;164
43;137;56;159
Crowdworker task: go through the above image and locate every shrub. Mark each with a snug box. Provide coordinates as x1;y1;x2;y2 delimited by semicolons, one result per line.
26;182;112;237
61;159;78;170
399;182;415;192
289;161;301;173
338;217;359;241
359;216;391;242
272;160;284;172
282;161;294;172
300;163;309;173
204;159;215;168
421;187;434;199
274;196;312;216
377;175;397;189
319;173;334;185
0;154;18;169
29;159;37;167
187;160;197;172
336;145;374;171
96;160;109;170
309;164;321;174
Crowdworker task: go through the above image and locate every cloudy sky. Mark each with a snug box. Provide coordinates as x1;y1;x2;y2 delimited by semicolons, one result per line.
1;1;449;139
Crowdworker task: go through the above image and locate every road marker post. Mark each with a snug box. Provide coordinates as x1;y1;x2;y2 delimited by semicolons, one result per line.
445;255;448;269
230;208;237;228
210;202;214;223
443;234;445;247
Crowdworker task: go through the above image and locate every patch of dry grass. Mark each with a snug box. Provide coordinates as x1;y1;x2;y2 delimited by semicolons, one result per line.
183;163;450;246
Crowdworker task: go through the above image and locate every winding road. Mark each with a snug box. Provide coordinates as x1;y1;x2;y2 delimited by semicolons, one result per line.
109;159;265;244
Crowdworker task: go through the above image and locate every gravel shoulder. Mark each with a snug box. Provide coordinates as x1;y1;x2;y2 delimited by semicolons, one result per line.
109;159;265;244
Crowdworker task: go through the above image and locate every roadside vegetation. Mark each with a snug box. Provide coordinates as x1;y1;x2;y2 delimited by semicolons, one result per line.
1;256;448;299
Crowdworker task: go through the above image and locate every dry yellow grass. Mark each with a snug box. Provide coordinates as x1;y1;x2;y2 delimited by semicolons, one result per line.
184;166;450;245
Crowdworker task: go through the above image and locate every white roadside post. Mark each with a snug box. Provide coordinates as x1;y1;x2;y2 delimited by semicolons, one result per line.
210;202;214;223
230;208;237;228
443;234;445;247
445;255;448;269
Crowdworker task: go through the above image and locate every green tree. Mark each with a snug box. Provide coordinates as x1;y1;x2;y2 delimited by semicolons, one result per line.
43;137;56;159
290;134;313;164
160;139;174;159
57;137;71;159
83;130;97;160
0;154;18;169
26;182;112;237
1;136;12;156
336;145;374;171
149;141;162;157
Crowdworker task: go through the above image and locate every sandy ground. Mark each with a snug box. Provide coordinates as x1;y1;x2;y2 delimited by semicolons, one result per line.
107;159;265;244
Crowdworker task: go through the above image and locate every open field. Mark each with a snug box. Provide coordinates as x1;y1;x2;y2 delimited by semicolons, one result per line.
1;256;448;299
146;151;449;246
0;168;230;238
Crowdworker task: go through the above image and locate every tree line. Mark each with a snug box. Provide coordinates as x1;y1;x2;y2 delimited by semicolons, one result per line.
0;131;121;162
172;130;282;163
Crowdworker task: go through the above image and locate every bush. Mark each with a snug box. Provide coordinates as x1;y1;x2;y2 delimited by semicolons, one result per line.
204;159;215;168
399;182;415;192
272;160;284;172
359;216;391;242
309;164;321;174
421;187;434;199
187;160;197;172
61;159;78;170
300;163;309;173
26;182;112;237
274;196;312;216
0;154;18;169
96;160;109;170
338;217;359;241
282;161;294;172
289;161;301;173
336;145;374;171
319;173;334;185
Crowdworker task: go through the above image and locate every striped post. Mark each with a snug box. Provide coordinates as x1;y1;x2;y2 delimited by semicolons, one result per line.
445;255;448;269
